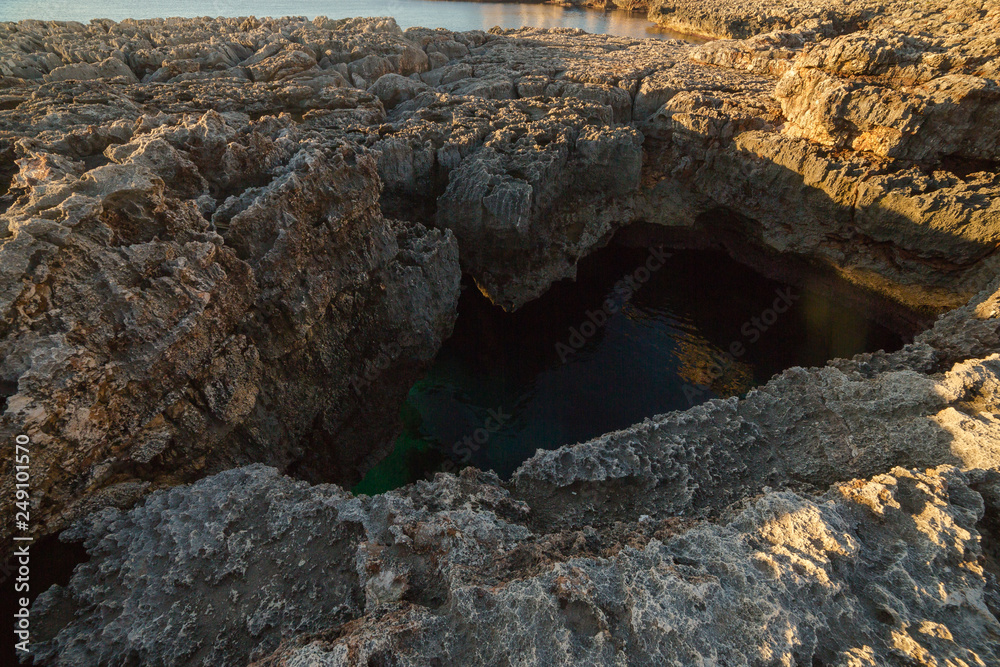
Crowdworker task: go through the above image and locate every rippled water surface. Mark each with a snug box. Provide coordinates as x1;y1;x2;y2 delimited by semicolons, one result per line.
0;0;687;40
354;243;906;494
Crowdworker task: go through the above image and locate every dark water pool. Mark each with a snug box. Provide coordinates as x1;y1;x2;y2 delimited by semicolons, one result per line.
353;242;905;495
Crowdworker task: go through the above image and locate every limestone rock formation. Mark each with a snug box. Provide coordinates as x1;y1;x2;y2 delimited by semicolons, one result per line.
643;0;1000;313
22;278;1000;666
515;276;1000;528
1;8;999;666
647;0;871;40
5;11;998;318
401;20;999;315
28;463;1000;666
0;70;461;545
339;91;646;309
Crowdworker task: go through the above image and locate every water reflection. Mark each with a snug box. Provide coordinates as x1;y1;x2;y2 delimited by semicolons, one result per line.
354;244;906;495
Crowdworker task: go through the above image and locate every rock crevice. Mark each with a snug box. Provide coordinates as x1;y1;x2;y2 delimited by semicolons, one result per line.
0;9;998;665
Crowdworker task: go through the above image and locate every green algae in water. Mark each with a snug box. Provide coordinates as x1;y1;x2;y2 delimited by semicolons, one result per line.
351;399;445;496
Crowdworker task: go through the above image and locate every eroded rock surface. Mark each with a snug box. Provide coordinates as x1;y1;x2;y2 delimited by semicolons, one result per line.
4;11;998;316
398;19;1000;315
28;463;1000;666
645;0;1000;312
2;9;1000;666
0;18;467;545
371;95;642;309
23;277;1000;666
515;276;1000;529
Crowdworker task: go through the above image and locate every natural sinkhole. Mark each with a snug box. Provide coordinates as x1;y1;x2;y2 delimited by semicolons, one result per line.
353;240;908;495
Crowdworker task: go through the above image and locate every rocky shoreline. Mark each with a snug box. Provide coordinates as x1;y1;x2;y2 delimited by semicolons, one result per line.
1;3;998;665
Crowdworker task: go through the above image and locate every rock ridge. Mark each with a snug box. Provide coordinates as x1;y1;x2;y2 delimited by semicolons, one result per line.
0;9;998;665
28;462;1000;666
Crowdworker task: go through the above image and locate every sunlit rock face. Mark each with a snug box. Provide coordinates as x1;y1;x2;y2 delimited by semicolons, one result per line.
1;8;999;666
513;277;1000;527
28;463;1000;666
25;277;1000;667
642;0;1000;313
0;21;464;545
4;12;999;320
378;18;999;317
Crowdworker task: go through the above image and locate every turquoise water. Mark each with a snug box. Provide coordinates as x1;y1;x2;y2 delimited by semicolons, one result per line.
0;1;687;40
353;243;905;495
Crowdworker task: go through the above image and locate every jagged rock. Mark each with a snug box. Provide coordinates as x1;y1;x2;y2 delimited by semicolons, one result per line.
28;465;530;666
672;130;1000;311
27;463;1000;666
514;277;1000;527
342;91;645;308
2;11;999;546
0;15;443;104
433;101;643;309
4;14;998;319
367;73;431;108
647;0;865;39
44;56;139;83
245;46;318;82
1;8;1000;667
0;109;461;545
778;68;1000;162
650;0;1000;162
19;268;1000;667
688;29;813;76
420;23;1000;313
